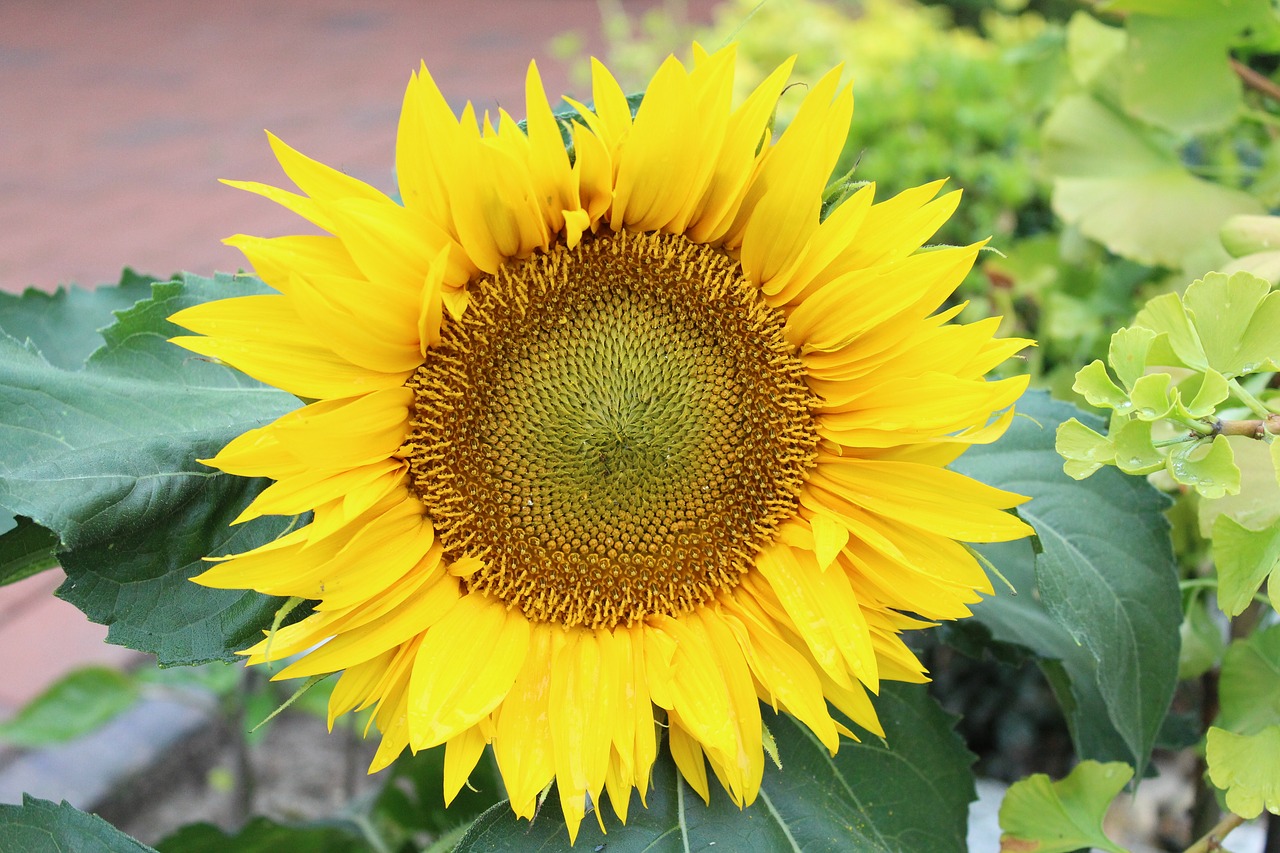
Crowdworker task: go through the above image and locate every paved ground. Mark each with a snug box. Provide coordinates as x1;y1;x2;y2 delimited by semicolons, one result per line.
0;0;713;721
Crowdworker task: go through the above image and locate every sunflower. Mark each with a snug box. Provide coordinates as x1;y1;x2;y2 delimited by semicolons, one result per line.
170;45;1032;840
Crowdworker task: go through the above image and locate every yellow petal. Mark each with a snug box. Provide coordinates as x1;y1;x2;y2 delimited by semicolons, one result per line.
549;628;614;838
754;542;878;691
667;718;711;805
406;594;530;750
443;724;490;805
267;132;388;204
493;625;559;819
812;458;1032;542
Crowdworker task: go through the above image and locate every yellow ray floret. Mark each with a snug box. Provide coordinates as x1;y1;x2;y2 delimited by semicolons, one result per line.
170;43;1033;844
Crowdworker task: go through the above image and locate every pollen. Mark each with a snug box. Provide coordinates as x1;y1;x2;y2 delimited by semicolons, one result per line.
402;230;819;628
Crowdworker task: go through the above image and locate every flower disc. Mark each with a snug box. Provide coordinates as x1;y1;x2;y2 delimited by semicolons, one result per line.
404;230;818;629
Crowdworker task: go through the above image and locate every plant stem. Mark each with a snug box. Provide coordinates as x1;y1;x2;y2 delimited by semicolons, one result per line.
1233;58;1280;102
230;668;259;827
1230;378;1274;418
1213;413;1280;439
1185;812;1246;853
343;711;359;801
1179;578;1219;591
1154;434;1201;448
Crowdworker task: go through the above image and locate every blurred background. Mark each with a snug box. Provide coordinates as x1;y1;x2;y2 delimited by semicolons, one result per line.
2;0;1275;850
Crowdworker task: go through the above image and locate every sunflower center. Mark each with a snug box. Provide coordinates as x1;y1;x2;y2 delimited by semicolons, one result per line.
403;230;818;629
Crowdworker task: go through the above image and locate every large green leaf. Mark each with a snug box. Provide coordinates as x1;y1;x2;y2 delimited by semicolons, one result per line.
0;273;302;664
0;269;159;371
1042;94;1262;270
455;683;974;852
0;795;156;853
0;515;59;587
57;474;303;665
952;391;1181;775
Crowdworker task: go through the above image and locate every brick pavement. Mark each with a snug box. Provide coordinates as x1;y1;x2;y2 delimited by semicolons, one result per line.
0;0;714;720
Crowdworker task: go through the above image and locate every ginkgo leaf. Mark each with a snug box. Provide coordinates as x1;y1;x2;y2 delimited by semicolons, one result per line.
1206;725;1280;819
1217;627;1280;736
1043;96;1262;270
1213;516;1280;618
1056;417;1116;479
1167;434;1240;500
1134;272;1280;378
998;760;1133;853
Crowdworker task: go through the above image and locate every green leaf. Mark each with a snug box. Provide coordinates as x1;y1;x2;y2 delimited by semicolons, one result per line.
1217;626;1280;735
1054;417;1115;479
956;391;1181;775
456;684;974;852
0;795;156;853
1178;595;1226;680
56;476;302;665
1205;725;1280;819
997;760;1133;853
1065;11;1126;88
1107;326;1157;391
0;274;303;664
1099;0;1225;15
0;515;59;587
0;666;138;747
1178;369;1230;419
0;273;296;549
1167;434;1240;499
1199;437;1280;535
0;269;159;371
1042;94;1263;269
1072;360;1130;411
1134;272;1280;377
1221;214;1280;257
155;816;366;853
1222;250;1280;286
1212;515;1280;617
1120;12;1246;135
1127;373;1174;420
1112;418;1164;475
